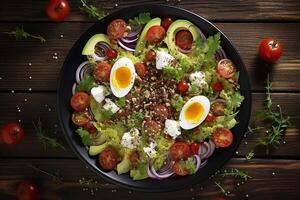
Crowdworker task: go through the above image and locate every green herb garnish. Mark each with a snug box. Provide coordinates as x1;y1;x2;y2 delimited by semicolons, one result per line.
171;95;184;112
245;126;263;136
28;164;63;184
75;74;97;93
127;112;144;129
3;26;45;42
219;168;251;181
163;58;190;82
80;0;108;20
246;150;254;161
214;181;226;195
76;128;92;145
188;84;200;95
129;12;151;26
116;97;126;108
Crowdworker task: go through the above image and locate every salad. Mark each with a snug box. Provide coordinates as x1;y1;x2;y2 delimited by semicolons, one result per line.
69;13;244;180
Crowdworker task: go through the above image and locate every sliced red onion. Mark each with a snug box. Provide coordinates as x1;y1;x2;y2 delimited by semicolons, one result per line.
89;42;111;61
126;26;142;38
215;48;227;62
219;48;227;58
199;159;207;168
210;98;227;106
121;36;138;43
192;154;201;171
207;140;216;158
211;92;220;101
157;156;172;173
199;142;210;160
72;83;77;95
117;39;135;52
147;159;174;180
75;61;94;84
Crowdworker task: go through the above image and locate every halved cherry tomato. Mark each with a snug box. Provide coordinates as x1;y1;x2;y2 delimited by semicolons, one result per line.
93;61;112;82
70;92;90;112
204;112;216;123
172;161;189;176
153;104;169;119
107;19;127;39
105;48;118;59
1;123;24;145
129;151;139;168
16;180;38;200
216;59;236;79
99;147;119;170
143;120;161;135
177;81;189;93
146;25;166;44
146;50;156;61
259;38;283;63
212;127;233;148
134;62;148;77
169;142;191;160
211;101;227;116
213;81;224;92
72;112;89;127
190;142;200;155
161;17;174;30
175;30;193;50
46;0;70;22
85;121;97;134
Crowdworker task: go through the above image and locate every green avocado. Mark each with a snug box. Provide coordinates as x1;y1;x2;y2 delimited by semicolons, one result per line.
135;17;161;55
165;19;200;59
117;149;132;174
82;34;111;55
89;143;109;156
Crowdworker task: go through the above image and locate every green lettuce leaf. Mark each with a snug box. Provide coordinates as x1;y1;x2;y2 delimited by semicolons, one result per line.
76;128;91;146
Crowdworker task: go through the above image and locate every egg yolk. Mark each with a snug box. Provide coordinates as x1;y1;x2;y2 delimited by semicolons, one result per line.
112;66;131;89
185;102;204;123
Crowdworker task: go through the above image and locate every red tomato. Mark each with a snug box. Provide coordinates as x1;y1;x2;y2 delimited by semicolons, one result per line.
216;59;236;79
107;19;127;39
71;112;89;127
169;142;191;160
211;101;227;116
211;198;225;200
175;30;193;50
172;161;189;176
134;62;148;77
212;127;233;148
213;81;224;92
46;0;70;22
129;151;139;168
204;112;216;123
85;121;97;134
1;123;24;145
146;25;166;44
93;61;112;82
16;181;38;200
70;92;90;112
177;81;189;93
98;147;119;170
105;48;118;59
143;120;161;135
146;50;156;61
161;17;174;30
190;142;200;155
259;38;283;63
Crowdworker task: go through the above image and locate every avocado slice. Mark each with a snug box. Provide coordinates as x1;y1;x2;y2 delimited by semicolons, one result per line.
89;143;109;156
165;20;200;59
135;17;161;55
82;34;111;55
117;150;132;174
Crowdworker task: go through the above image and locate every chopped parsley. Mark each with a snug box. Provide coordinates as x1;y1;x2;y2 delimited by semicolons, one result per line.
129;12;151;26
171;95;184;112
75;74;97;93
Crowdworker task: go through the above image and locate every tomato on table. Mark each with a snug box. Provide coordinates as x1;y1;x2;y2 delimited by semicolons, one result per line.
161;17;174;30
205;112;216;123
1;123;24;145
129;151;139;168
107;19;127;39
175;30;193;51
93;61;112;82
216;59;236;79
190;142;200;155
172;161;189;176
46;0;70;22
146;50;156;61
98;147;119;170
213;81;224;92
177;81;189;93
105;48;118;59
259;38;283;63
146;25;166;44
212;127;233;148
134;62;148;77
71;112;89;127
169;141;191;160
16;181;38;200
70;92;90;112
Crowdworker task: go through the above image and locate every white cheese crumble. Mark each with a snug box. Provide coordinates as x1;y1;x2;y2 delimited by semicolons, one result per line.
156;51;175;70
121;128;140;149
103;98;120;113
143;141;157;158
91;85;109;103
189;71;208;90
164;119;181;139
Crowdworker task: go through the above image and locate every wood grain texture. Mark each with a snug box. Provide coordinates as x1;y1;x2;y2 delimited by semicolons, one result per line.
0;158;299;200
1;0;300;22
0;92;299;158
0;22;300;91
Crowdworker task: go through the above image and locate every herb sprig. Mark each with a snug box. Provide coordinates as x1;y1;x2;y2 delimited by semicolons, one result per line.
129;12;151;26
3;27;45;42
80;0;108;20
245;150;255;161
214;181;227;195
219;168;251;181
28;164;63;184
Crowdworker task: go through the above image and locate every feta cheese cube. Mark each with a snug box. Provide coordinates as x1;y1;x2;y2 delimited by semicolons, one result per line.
143;141;157;158
103;98;120;113
156;51;175;70
164;119;181;139
91;85;109;103
189;71;208;91
121;128;140;149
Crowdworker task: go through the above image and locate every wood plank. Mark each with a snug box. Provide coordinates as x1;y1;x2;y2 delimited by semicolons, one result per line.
1;0;300;22
0;158;299;199
0;92;299;158
1;22;299;91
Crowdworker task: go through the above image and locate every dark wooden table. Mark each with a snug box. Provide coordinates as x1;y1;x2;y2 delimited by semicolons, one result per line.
1;1;300;199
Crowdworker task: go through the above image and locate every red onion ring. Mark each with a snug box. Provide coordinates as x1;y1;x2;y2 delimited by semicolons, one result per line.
192;154;201;171
147;157;174;180
117;39;135;52
199;142;210;160
121;37;138;43
75;61;94;84
150;164;174;179
207;140;216;158
72;83;77;95
126;26;142;38
211;92;220;101
210;98;227;106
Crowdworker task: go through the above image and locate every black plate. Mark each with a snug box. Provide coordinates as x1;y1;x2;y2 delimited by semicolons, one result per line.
57;4;251;192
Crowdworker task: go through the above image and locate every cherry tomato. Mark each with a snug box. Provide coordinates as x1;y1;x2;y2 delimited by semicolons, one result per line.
70;92;90;112
204;112;216;123
143;120;161;135
213;81;224;92
153;104;169;119
190;142;200;155
177;81;189;93
1;123;24;145
212;127;233;148
259;38;283;63
169;142;191;161
129;151;139;168
93;61;112;82
216;59;236;79
85;121;97;134
98;147;119;170
161;17;174;30
16;181;38;200
211;198;225;200
175;30;193;51
211;101;227;116
146;50;156;61
134;62;148;77
107;19;127;39
46;0;70;22
172;161;189;176
71;112;89;127
146;25;166;44
105;48;118;59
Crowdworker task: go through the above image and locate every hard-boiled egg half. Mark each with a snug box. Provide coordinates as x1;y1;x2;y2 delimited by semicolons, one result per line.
110;57;136;98
179;95;210;130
